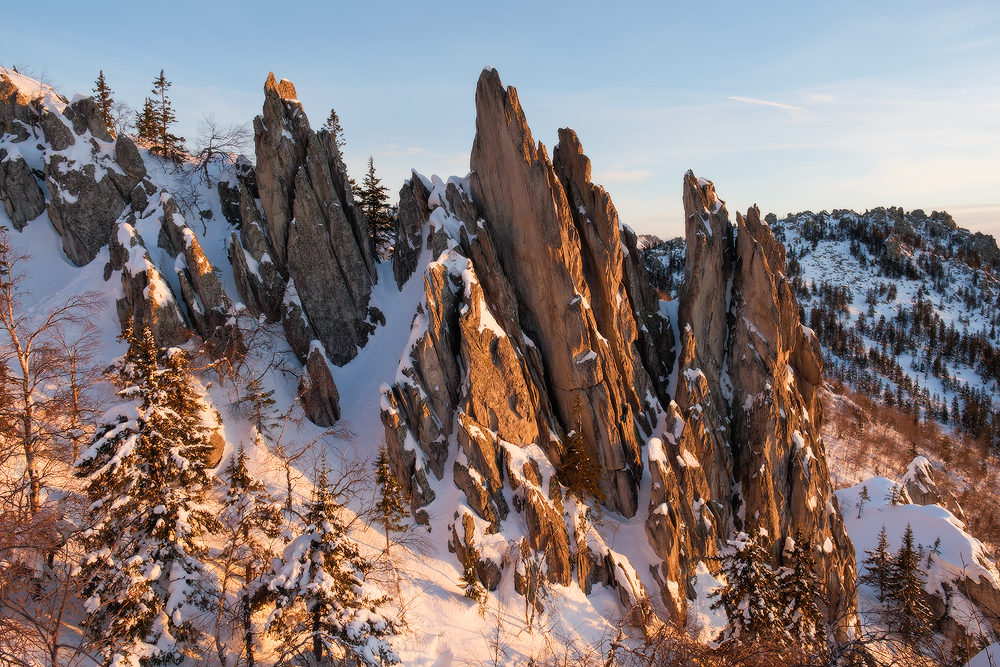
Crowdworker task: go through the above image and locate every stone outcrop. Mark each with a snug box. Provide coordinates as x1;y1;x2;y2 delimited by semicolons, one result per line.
228;183;285;322
158;196;240;352
394;173;431;288
0;147;45;228
108;221;188;348
641;172;856;631
0;68;162;265
379;69;856;632
728;201;855;627
469;69;649;518
251;73;377;366
298;342;341;426
45;151;126;266
381;69;690;623
0;69;42;142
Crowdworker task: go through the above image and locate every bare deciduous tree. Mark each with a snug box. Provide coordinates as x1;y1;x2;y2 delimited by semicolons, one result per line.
0;229;103;514
194;114;252;188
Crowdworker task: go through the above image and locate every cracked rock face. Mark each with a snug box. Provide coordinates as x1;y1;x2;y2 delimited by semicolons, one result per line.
251;73;377;367
470;70;649;518
0;148;45;229
381;69;690;621
641;172;856;633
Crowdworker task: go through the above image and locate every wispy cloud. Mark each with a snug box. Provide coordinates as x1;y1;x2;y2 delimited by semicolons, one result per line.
595;168;655;183
729;96;809;115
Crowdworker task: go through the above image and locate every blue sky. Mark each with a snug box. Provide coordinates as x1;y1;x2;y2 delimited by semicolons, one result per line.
3;0;998;239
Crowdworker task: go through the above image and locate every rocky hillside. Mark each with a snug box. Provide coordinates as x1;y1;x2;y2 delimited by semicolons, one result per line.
15;62;999;663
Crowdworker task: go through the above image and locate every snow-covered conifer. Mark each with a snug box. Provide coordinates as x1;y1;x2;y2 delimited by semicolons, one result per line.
710;528;783;646
266;460;399;666
373;442;407;557
887;524;933;641
859;525;892;602
215;444;283;667
75;322;220;666
778;532;826;655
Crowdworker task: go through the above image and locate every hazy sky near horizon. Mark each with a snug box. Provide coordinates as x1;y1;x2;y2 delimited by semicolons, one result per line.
2;1;998;239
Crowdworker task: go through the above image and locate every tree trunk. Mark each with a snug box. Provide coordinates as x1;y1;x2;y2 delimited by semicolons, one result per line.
20;365;38;514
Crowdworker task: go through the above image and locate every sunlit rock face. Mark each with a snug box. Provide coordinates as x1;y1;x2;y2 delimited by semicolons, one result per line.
252;72;378;367
647;172;855;630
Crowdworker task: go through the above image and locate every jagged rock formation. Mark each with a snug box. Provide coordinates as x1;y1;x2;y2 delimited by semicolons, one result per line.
644;172;855;628
469;70;662;518
108;218;188;347
0;68;160;266
380;69;674;619
298;342;341;427
380;69;856;634
249;73;378;366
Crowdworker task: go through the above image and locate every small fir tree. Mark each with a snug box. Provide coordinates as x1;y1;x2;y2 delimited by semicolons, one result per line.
353;157;394;258
266;460;399;666
143;69;185;162
92;70;116;138
887;524;934;641
236;375;278;438
134;97;157;145
710;528;783;646
860;525;893;602
777;532;826;656
373;442;408;557
75;322;220;667
459;535;487;615
560;396;604;503
322;108;345;150
857;484;870;519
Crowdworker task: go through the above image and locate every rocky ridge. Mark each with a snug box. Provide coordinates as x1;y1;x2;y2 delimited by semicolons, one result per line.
380;68;856;631
0;62;863;639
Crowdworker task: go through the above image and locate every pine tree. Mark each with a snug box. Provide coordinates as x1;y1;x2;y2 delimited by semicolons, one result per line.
92;70;116;138
75;322;220;667
135;97;157;146
267;460;399;666
887;524;934;641
353;157;394;258
235;375;278;438
459;535;486;611
860;525;893;602
857;484;870;519
710;528;783;646
560;396;604;503
777;532;826;655
216;444;283;667
322;108;345;150
373;442;407;557
143;70;185;162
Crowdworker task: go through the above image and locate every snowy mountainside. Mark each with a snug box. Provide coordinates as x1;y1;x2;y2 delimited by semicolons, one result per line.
12;60;989;666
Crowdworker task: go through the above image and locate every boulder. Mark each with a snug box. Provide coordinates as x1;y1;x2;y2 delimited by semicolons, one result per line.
45;153;125;266
0;147;45;228
297;342;341;426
